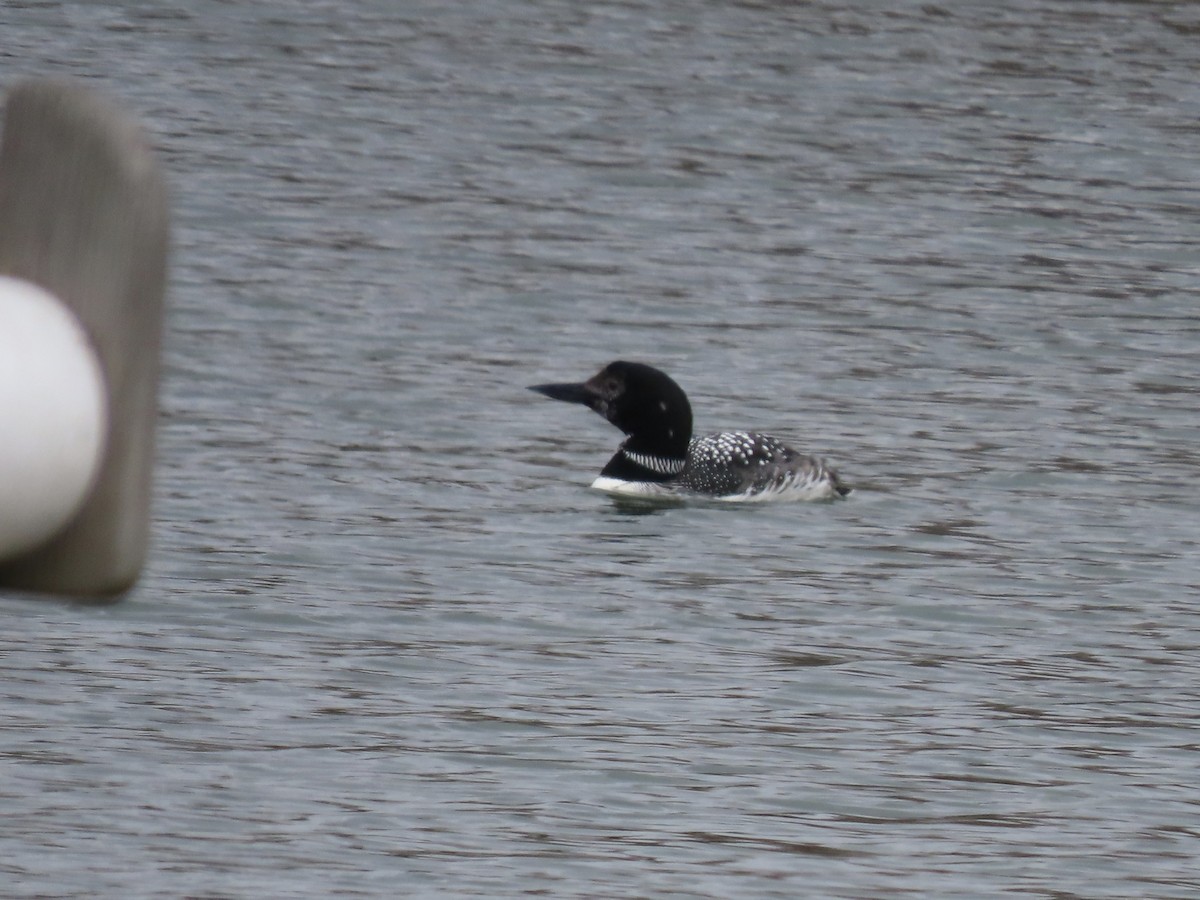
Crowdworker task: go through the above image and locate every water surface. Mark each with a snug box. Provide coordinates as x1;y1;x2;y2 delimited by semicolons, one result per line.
2;2;1199;897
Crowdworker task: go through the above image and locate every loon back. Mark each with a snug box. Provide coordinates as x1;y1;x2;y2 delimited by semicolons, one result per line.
679;431;848;501
529;361;849;502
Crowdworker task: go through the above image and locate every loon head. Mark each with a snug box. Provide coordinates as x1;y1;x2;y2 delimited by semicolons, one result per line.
529;361;694;459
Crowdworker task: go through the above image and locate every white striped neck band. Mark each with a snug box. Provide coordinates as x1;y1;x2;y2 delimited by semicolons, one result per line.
622;449;686;475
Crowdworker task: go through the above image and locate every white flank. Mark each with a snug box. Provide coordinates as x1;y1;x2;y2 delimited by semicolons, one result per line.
590;476;675;497
715;477;843;503
592;473;843;503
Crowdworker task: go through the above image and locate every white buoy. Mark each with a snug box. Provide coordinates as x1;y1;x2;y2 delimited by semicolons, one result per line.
0;277;108;561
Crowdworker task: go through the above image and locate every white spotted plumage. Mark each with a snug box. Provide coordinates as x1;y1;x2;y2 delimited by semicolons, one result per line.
694;433;845;502
598;431;845;502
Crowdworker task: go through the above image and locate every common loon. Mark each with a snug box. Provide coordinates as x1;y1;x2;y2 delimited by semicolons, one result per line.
529;361;849;502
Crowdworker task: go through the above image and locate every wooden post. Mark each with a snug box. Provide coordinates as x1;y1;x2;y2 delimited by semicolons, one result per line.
0;78;168;597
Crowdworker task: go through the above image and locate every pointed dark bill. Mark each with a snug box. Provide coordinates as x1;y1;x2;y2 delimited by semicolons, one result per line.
528;381;595;405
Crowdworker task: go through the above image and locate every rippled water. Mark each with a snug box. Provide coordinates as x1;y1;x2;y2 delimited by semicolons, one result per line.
3;2;1199;897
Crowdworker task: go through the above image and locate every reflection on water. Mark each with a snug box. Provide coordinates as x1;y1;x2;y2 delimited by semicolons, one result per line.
2;1;1199;897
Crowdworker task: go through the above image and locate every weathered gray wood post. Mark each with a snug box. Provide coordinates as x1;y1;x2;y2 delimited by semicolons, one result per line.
0;78;169;597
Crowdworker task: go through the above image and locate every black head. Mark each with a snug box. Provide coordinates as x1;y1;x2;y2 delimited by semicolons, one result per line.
529;361;693;459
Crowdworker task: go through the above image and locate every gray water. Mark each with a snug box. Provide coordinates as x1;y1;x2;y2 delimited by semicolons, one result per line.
3;2;1199;897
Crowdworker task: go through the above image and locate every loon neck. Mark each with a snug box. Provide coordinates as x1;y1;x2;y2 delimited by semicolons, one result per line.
600;447;686;483
622;447;686;476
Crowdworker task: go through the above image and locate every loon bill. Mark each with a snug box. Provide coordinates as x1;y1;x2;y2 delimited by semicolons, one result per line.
529;360;849;502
